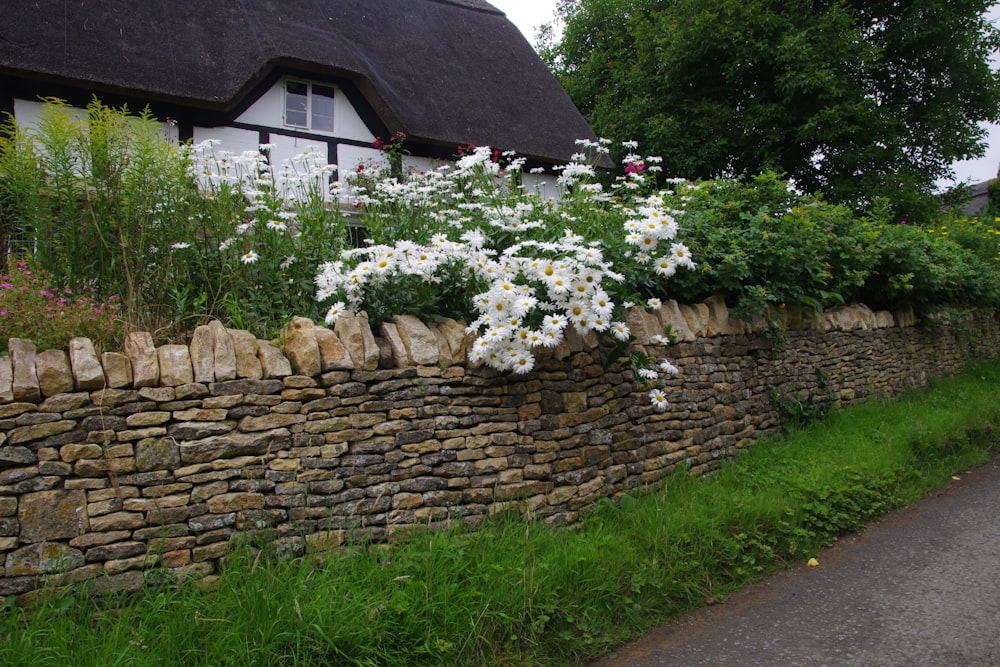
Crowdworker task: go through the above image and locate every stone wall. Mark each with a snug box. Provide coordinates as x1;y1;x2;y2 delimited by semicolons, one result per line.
1;298;997;599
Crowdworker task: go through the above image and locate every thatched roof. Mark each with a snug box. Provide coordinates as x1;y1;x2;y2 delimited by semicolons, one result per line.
1;0;605;165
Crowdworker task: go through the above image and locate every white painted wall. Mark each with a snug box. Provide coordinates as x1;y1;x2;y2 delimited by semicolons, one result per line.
13;98;178;144
235;79;373;142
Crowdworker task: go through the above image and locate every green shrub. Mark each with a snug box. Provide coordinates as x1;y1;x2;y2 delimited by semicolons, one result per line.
667;172;878;317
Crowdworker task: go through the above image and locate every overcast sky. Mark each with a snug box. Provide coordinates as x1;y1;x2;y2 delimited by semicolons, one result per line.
490;0;1000;185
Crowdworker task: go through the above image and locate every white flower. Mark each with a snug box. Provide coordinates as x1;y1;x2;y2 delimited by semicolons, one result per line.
611;322;630;341
637;368;659;381
649;388;669;410
171;242;191;250
241;250;259;264
647;297;662;309
324;301;347;325
658;359;680;376
266;220;288;232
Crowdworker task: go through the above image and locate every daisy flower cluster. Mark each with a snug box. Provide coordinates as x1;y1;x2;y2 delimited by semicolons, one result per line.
189;140;343;265
315;141;696;410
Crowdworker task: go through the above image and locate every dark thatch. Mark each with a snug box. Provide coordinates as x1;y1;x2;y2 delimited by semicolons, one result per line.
0;0;607;165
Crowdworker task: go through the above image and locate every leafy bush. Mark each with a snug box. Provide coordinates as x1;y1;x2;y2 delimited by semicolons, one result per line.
857;219;1000;311
664;173;878;317
0;99;353;340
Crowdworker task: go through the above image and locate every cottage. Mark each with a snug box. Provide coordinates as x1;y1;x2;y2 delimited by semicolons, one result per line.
1;0;604;181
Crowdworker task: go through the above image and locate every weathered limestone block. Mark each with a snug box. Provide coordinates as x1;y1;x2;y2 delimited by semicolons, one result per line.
315;326;354;371
206;492;264;513
38;392;90;414
157;345;194;386
656;300;695;342
874;310;895;328
68;337;105;390
189;324;216;383
238;413;305;432
228;329;263;380
124;332;159;388
18;489;87;542
334;313;380;371
178;427;291;464
8;420;76;445
379;321;409;368
257;340;292;379
703;295;742;336
678;303;710;337
392;315;439;367
625;306;663;345
208;320;237;382
894;305;916;328
852;303;877;330
5;542;84;576
9;338;40;403
430;318;469;366
281;317;321;376
0;356;12;402
35;349;74;397
0;446;35;469
135;437;181;472
100;352;133;388
374;336;394;368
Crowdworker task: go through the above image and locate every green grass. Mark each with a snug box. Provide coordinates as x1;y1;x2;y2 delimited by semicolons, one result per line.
4;362;1000;666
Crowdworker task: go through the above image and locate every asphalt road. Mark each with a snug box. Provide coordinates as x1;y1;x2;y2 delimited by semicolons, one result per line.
589;455;1000;667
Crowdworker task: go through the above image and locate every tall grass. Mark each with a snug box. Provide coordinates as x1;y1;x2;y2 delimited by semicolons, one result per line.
2;365;999;667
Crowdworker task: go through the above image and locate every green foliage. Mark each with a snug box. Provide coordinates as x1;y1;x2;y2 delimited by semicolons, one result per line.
665;173;877;316
0;99;209;335
547;0;1000;222
856;217;1000;311
0;99;354;341
2;362;999;666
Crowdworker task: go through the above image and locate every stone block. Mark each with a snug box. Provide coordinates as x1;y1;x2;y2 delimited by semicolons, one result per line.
101;351;133;388
135;437;181;472
189;324;216;383
392;314;440;367
9;338;40;403
228;329;263;380
18;490;86;542
36;349;74;397
5;542;84;576
281;317;321;376
334;313;380;371
124;332;159;388
157;345;194;386
69;337;106;390
257;340;292;379
315;326;354;371
178;427;291;464
0;356;13;402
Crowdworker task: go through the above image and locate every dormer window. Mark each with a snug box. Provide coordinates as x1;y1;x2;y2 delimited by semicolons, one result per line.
284;81;335;133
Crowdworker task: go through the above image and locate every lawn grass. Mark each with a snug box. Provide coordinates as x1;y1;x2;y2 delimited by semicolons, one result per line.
3;362;999;666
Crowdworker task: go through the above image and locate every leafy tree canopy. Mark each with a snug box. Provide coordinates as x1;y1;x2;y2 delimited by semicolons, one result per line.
541;0;1000;221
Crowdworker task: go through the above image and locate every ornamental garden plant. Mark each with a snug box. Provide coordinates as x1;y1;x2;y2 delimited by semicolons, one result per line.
2;98;1000;380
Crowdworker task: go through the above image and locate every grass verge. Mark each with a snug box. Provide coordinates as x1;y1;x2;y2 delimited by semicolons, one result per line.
3;362;1000;666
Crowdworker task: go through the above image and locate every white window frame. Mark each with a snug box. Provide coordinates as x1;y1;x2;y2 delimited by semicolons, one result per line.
283;80;336;133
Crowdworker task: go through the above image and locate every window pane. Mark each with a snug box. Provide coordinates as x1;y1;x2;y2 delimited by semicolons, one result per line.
311;86;335;133
285;81;308;127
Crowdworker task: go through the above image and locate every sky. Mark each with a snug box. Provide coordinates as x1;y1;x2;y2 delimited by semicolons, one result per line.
490;0;1000;186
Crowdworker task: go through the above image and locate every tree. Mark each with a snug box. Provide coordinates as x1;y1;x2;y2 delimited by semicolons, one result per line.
543;0;1000;222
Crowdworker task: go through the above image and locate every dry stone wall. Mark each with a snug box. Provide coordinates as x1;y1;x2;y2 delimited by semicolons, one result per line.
1;298;998;599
